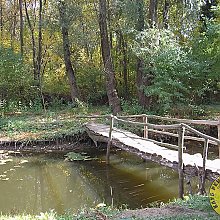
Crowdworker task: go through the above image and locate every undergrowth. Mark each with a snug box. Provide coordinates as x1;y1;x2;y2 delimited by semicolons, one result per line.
0;195;219;220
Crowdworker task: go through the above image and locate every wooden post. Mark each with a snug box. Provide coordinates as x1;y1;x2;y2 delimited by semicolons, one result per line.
178;125;185;199
106;115;114;165
218;119;220;158
200;138;209;195
143;115;148;139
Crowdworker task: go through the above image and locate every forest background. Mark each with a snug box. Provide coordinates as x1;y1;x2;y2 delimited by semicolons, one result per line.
0;0;219;117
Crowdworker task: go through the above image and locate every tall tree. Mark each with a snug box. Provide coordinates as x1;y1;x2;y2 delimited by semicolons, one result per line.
98;0;121;114
0;0;3;43
19;0;24;55
58;0;79;103
136;0;151;108
24;0;37;81
119;30;128;98
163;0;170;29
149;0;158;27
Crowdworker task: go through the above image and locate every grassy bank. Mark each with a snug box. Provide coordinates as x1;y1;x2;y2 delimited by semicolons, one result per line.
1;102;219;145
0;106;110;144
0;195;219;220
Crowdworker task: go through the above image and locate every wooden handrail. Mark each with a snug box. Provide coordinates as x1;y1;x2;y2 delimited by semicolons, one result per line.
181;123;220;145
114;116;220;145
114;116;181;130
147;115;218;126
147;129;218;146
118;114;218;126
76;115;110;119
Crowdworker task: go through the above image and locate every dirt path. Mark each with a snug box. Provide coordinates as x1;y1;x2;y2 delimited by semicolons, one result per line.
112;205;209;219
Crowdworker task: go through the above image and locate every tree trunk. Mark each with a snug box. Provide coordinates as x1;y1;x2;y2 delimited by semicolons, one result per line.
119;31;128;99
0;0;3;43
37;0;42;81
98;0;121;115
149;0;158;27
19;0;24;55
136;0;150;108
24;0;38;82
10;0;17;49
58;0;79;103
163;0;170;29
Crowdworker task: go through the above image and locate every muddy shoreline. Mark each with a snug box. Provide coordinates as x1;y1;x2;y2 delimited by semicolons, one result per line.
0;131;91;153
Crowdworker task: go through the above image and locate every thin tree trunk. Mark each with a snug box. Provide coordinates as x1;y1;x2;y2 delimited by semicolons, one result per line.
0;0;3;43
13;0;17;37
107;0;113;49
149;0;158;27
24;0;38;81
19;0;24;55
37;0;46;111
37;0;42;81
10;0;17;49
98;0;121;114
163;0;170;29
136;0;150;108
58;0;79;103
120;31;128;98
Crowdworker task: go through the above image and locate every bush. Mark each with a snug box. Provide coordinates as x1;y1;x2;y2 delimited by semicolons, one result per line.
0;47;37;103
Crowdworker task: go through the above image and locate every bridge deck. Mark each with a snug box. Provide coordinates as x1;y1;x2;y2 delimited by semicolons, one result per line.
86;123;220;180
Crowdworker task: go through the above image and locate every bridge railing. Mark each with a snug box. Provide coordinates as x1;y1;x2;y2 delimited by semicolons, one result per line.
118;114;220;156
107;114;220;199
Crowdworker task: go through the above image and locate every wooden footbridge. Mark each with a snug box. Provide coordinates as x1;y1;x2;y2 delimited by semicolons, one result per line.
82;114;220;199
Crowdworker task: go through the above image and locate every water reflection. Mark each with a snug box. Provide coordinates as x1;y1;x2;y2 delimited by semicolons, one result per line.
0;150;179;214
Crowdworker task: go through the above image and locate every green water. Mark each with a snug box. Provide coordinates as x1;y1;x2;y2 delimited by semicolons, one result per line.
0;149;179;214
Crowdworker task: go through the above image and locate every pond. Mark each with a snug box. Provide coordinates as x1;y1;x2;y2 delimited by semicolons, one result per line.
0;148;181;215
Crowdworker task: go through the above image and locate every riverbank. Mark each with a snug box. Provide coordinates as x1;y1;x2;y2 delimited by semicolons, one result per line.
0;195;219;219
0;107;100;151
1;104;219;151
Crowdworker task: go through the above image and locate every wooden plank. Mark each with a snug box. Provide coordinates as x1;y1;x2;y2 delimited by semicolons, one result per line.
143;138;178;150
147;129;218;146
112;128;178;150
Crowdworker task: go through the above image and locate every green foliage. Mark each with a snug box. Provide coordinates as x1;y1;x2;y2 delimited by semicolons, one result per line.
190;15;220;103
76;64;106;105
169;104;205;118
172;195;212;212
132;26;219;114
0;109;87;141
121;98;145;115
0;99;44;116
0;47;37;103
